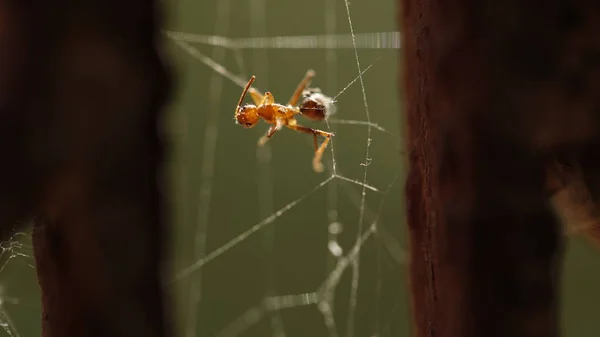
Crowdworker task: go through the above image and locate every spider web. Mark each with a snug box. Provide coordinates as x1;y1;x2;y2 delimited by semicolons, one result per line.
165;0;407;337
2;2;600;336
0;1;408;337
0;229;38;337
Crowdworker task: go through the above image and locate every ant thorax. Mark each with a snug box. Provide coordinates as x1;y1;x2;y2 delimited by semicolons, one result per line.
257;103;295;123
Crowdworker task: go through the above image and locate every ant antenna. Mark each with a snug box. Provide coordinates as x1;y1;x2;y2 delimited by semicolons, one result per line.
236;76;256;117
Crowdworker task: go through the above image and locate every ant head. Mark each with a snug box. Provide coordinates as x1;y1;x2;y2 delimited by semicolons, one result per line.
236;105;259;128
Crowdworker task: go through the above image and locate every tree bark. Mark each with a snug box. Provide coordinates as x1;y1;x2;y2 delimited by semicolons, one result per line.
1;1;173;336
400;1;600;336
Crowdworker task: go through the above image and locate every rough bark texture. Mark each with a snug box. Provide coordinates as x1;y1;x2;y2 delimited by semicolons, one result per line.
0;1;172;337
401;1;600;337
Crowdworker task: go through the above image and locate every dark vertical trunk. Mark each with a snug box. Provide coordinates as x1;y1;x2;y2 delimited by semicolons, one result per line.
0;1;173;336
399;1;600;336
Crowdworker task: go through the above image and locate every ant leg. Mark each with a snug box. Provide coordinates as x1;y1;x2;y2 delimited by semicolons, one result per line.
287;69;316;106
249;88;264;105
287;124;334;172
238;75;276;106
313;136;333;173
258;119;283;146
259;92;275;105
247;85;274;106
258;124;281;146
241;76;265;105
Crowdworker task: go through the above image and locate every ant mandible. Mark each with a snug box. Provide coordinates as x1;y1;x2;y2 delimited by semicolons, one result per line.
235;70;335;172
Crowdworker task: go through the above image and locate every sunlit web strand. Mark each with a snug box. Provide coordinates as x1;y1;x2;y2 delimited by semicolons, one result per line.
336;173;406;266
320;223;376;294
185;1;231;337
214;304;265;337
211;166;398;337
315;171;399;337
248;2;287;336
0;235;31;275
0;252;28;275
264;292;320;311
171;176;334;283
164;31;401;49
170;39;249;89
327;119;399;138
170;37;378;105
164;31;236;48
319;171;400;294
315;225;379;335
214;292;320;337
333;174;380;193
343;1;374;336
0;303;19;337
324;0;340;303
330;58;379;102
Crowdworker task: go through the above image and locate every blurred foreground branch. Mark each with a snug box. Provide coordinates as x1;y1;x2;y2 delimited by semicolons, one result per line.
400;1;600;336
0;1;172;336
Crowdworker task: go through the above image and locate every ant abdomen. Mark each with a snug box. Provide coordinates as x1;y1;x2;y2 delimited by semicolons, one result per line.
300;99;327;120
299;88;336;121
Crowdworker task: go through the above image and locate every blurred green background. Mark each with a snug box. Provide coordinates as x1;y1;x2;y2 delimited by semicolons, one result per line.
0;1;600;336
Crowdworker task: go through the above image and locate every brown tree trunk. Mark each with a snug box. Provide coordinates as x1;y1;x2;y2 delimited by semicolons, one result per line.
400;1;600;336
1;1;173;336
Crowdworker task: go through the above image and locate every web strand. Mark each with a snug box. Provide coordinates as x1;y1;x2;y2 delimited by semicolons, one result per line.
342;1;374;336
184;0;232;336
337;173;406;266
215;293;320;337
320;172;399;292
0;308;18;337
172;177;334;283
171;39;250;89
208;173;400;337
248;1;287;336
333;174;380;193
326;119;399;138
325;0;340;281
165;30;402;49
330;59;380;102
0;231;35;337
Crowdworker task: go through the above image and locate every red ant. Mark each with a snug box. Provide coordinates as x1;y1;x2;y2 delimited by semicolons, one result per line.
235;70;335;172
